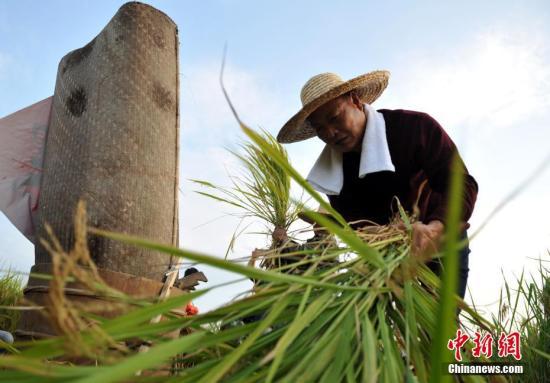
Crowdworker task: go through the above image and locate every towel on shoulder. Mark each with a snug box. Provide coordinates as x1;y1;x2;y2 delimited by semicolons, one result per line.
306;103;395;195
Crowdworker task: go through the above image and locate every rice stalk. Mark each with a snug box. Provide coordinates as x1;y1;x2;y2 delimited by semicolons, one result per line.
37;200;128;360
0;268;23;333
484;259;550;382
192;130;307;273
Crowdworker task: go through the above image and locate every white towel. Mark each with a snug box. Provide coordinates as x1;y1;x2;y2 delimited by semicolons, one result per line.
306;103;395;195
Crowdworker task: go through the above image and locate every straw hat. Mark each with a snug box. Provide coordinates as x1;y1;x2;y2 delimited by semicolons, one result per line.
277;71;390;143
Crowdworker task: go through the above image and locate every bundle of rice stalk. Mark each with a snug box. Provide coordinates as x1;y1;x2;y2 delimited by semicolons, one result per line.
192;130;306;271
207;66;498;376
171;127;498;381
30;200;131;360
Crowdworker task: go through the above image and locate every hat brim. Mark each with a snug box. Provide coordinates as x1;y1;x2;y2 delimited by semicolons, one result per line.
277;70;390;144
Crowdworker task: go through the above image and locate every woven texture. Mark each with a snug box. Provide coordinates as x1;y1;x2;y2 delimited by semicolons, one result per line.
35;2;179;281
277;71;390;143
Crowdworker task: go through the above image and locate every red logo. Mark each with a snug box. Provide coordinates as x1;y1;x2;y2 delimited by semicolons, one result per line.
447;330;521;361
472;331;494;358
497;331;522;360
447;329;470;361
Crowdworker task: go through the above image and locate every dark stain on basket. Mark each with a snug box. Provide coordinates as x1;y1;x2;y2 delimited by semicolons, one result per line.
62;38;95;74
152;82;173;112
152;31;165;48
66;87;87;117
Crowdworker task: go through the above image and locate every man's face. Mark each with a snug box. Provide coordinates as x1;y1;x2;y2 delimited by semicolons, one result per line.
307;92;366;152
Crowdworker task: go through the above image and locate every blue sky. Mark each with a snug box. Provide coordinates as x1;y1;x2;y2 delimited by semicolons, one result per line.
1;0;550;315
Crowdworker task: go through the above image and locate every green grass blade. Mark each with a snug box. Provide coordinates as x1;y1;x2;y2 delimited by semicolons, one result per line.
264;290;333;382
90;227;368;292
302;210;385;269
361;313;378;383
428;153;465;383
198;294;292;383
74;331;207;383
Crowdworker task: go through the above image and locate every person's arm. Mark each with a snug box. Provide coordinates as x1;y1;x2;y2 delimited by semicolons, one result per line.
410;113;478;257
415;113;478;226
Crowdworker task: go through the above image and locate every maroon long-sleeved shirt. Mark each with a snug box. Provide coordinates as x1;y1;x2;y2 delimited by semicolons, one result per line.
328;109;478;228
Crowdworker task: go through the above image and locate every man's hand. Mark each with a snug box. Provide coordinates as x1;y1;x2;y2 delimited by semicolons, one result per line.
249;248;267;267
411;220;445;259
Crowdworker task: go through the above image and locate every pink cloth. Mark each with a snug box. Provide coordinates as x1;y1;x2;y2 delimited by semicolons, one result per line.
0;97;52;243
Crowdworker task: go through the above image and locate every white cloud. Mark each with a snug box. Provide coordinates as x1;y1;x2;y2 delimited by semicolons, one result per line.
180;62;294;143
382;26;550;145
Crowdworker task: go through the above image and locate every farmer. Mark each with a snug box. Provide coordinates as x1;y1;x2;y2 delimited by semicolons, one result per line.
276;71;478;300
